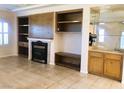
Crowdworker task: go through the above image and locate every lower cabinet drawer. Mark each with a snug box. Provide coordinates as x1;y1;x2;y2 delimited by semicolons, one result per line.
104;53;122;61
89;51;103;58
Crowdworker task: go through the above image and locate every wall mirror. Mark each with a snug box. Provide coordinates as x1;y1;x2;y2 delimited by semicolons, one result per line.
90;5;124;52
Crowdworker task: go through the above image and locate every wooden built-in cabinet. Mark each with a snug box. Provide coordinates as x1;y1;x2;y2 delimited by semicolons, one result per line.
88;51;123;81
55;52;81;71
55;9;82;71
18;17;29;57
56;9;82;32
18;13;54;56
29;13;54;39
88;52;104;75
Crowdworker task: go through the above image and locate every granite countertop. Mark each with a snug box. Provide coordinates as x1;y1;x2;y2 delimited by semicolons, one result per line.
89;48;124;55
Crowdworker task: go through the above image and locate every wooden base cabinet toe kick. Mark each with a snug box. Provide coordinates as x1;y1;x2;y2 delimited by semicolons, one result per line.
88;51;123;81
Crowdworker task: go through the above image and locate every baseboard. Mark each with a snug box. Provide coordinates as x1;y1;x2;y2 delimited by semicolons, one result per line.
80;70;88;74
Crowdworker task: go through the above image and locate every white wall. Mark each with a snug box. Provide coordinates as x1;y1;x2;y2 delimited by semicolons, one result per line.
58;33;82;54
54;33;63;52
0;10;17;57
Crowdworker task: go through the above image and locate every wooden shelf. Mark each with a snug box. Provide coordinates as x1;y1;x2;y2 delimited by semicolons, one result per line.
55;52;81;71
56;31;81;33
58;21;81;24
19;33;28;35
56;52;81;58
18;45;28;48
19;25;29;27
18;42;28;48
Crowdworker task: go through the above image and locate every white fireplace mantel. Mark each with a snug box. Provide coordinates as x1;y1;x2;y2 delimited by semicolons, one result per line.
28;37;55;65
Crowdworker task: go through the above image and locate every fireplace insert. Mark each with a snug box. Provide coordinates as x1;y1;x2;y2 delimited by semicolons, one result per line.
32;41;47;64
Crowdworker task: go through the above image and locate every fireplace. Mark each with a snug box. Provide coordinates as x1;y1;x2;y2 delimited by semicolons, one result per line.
32;41;48;64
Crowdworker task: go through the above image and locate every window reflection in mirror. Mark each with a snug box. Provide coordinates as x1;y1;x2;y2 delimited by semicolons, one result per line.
120;32;124;49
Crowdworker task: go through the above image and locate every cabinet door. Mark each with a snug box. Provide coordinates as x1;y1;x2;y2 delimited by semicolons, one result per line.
104;59;121;80
88;56;104;75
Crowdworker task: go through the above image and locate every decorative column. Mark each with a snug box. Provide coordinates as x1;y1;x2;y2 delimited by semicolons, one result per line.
80;7;90;74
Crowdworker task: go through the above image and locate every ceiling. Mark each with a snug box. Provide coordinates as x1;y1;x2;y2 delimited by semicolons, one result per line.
0;4;51;12
0;4;124;12
91;4;124;23
1;4;124;22
91;4;124;13
101;4;124;12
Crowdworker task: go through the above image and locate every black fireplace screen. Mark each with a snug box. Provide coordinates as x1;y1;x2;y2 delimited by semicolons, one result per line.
32;41;48;64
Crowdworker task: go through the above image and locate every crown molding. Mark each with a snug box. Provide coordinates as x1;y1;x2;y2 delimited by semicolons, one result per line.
12;4;57;12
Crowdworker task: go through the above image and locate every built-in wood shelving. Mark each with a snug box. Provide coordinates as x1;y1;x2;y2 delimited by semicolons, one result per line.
18;17;29;57
58;20;81;24
55;52;81;71
56;9;82;32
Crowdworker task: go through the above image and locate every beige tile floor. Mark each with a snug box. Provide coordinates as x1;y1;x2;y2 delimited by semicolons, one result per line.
0;56;123;89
